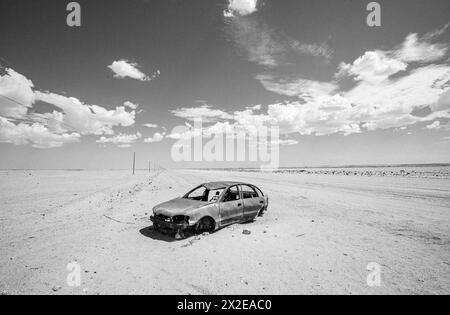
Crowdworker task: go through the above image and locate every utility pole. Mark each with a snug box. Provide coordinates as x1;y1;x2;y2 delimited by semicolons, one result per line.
132;152;136;175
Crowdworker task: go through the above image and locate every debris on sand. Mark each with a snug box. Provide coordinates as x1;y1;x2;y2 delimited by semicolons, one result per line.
243;229;251;235
182;235;202;248
103;215;135;225
240;278;249;285
52;285;62;292
296;234;306;238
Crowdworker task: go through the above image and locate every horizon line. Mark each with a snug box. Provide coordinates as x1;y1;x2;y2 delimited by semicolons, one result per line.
1;162;450;171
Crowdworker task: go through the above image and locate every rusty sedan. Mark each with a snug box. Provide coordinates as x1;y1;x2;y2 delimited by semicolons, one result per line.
150;182;269;239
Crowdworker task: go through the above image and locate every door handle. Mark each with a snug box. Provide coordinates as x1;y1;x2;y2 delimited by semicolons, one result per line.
238;203;242;206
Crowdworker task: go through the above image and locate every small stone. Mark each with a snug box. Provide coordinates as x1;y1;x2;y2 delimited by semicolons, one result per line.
242;229;251;235
52;285;62;292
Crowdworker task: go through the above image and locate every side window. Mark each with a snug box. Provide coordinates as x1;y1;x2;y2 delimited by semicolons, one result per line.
240;185;258;199
207;189;224;202
222;186;240;203
254;186;263;197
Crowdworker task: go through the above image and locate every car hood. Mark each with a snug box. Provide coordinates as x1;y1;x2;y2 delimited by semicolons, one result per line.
153;197;212;216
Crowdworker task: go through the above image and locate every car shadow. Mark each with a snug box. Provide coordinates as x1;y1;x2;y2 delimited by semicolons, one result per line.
139;226;177;242
139;225;201;243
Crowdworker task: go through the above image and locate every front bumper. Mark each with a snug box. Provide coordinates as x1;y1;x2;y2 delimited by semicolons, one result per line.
150;215;190;233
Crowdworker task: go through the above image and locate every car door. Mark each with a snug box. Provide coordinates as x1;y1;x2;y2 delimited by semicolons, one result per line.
219;185;243;225
240;185;265;220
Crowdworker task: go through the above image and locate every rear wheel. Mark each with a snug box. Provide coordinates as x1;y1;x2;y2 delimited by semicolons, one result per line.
195;217;215;234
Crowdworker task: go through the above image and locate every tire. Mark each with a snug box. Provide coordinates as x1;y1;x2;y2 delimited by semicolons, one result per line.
195;217;215;234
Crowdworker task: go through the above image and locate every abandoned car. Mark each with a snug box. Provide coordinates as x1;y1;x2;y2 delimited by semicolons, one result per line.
150;182;269;238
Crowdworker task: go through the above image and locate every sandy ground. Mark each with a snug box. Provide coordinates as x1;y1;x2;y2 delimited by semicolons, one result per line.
0;169;449;295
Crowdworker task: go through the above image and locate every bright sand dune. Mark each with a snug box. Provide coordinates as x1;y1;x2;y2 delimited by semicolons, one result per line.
0;169;449;295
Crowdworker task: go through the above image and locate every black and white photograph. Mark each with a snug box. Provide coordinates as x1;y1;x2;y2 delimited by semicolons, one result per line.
0;0;449;298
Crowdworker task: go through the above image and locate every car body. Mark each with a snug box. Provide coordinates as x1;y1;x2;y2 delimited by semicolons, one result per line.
150;182;269;238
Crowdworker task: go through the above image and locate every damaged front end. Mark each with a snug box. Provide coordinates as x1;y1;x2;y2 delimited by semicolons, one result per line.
150;214;191;237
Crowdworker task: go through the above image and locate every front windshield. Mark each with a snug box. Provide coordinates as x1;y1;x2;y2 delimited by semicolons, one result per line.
184;186;224;202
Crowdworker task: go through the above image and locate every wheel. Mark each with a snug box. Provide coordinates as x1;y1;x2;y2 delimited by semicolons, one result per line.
195;217;215;234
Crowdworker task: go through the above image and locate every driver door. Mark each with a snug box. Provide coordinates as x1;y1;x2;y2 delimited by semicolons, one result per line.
219;185;243;225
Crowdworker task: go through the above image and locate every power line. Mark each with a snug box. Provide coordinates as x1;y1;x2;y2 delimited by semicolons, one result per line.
0;94;80;132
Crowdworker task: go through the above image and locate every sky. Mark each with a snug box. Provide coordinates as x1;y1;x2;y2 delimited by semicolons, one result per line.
0;0;449;169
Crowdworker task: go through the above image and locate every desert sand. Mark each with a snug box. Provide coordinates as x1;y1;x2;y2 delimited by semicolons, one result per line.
0;169;449;295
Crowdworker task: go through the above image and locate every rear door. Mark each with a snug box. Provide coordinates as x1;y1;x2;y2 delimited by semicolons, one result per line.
219;185;243;225
240;185;265;220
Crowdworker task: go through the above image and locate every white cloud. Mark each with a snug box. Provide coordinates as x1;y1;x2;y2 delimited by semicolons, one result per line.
143;123;159;129
96;132;142;148
0;68;140;148
254;63;450;136
290;41;334;60
186;64;449;138
256;74;338;98
108;60;154;81
35;91;136;136
171;105;234;122
344;64;450;127
426;121;441;129
0;68;35;118
0;116;80;148
337;51;407;83
123;101;139;110
431;89;450;112
394;33;448;63
226;18;285;68
144;132;165;143
226;17;333;70
174;25;450;139
224;0;258;17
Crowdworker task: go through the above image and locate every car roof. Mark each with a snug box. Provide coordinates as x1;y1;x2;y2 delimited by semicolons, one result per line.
203;181;250;190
